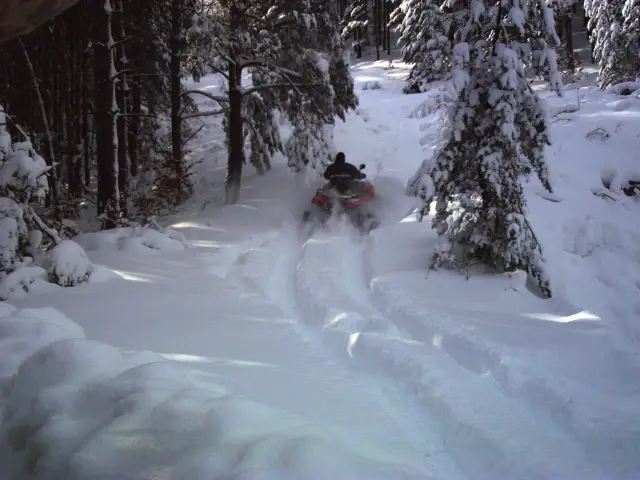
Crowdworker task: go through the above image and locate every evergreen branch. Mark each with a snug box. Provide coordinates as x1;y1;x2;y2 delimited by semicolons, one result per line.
182;109;226;119
240;60;302;80
523;217;543;254
181;89;229;104
212;64;231;80
242;83;318;97
212;41;235;66
110;68;135;81
182;124;205;148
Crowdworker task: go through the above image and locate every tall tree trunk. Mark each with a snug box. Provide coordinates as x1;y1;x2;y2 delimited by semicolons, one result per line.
374;0;380;60
225;64;244;205
564;13;575;73
129;81;140;177
94;0;119;229
170;0;184;205
115;0;129;217
225;4;246;205
18;37;59;208
385;0;391;55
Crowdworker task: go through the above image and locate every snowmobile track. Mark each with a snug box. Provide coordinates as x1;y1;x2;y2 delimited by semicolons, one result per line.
220;220;609;480
290;223;608;480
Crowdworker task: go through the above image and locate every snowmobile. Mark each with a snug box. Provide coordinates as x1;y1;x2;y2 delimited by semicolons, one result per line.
302;164;379;234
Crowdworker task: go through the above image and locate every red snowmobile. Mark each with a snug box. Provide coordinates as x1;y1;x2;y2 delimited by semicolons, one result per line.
302;164;379;233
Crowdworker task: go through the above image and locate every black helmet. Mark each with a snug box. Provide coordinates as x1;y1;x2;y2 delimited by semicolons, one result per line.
335;152;346;164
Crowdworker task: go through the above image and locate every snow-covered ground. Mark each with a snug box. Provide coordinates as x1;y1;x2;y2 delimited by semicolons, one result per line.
2;56;640;479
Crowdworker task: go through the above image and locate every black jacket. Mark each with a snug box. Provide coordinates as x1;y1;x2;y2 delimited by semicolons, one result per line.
323;162;365;181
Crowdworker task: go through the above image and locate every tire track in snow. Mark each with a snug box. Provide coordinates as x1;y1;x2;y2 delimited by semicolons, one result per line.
211;222;446;479
285;221;609;480
363;239;640;478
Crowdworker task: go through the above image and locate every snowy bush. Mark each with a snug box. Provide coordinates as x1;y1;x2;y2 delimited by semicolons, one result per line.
361;81;382;91
606;81;640;96
0;105;95;299
46;240;94;287
75;223;188;254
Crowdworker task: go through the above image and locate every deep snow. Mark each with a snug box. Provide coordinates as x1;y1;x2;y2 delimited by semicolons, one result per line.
2;54;640;479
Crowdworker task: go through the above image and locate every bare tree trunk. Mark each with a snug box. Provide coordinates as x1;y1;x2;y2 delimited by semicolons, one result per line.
385;0;391;56
224;4;246;205
18;37;59;208
116;0;129;217
94;0;119;229
565;13;575;73
374;0;380;60
170;0;184;205
225;64;244;205
129;80;140;177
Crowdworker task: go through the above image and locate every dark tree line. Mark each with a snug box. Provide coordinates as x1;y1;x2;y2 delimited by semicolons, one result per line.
1;0;358;225
1;0;198;230
341;0;400;60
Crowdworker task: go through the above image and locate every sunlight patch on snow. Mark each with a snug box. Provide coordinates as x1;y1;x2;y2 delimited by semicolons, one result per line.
347;332;361;358
190;240;221;248
304;237;333;246
231;203;259;211
220;313;296;325
111;269;155;283
324;312;349;330
158;352;277;369
354;75;384;83
170;221;224;231
400;214;419;223
523;310;601;323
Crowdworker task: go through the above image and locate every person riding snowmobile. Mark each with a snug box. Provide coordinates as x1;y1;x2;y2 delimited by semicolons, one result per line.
323;152;366;194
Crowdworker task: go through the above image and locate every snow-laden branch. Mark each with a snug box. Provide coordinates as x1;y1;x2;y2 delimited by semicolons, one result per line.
240;61;302;79
182;109;226;119
242;83;319;97
181;89;229;104
212;41;236;66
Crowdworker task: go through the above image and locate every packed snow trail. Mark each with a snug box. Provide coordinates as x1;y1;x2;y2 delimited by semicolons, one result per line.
236;215;612;480
9;168;446;480
7;51;640;478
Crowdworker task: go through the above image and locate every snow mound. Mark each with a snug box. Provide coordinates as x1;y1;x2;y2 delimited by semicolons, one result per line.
0;266;51;300
75;226;188;254
46;240;95;287
0;306;431;480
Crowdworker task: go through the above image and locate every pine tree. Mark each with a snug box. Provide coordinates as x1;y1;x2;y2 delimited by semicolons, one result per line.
586;0;637;88
549;0;581;75
621;0;640;78
341;0;370;59
395;0;454;93
185;0;357;202
0;105;94;298
407;0;558;298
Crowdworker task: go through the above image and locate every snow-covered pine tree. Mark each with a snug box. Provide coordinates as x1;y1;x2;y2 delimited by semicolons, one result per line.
185;0;357;199
408;0;557;298
341;0;370;59
515;0;563;94
586;0;636;88
283;1;358;173
0;105;94;299
548;0;582;76
621;0;640;78
394;0;454;93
